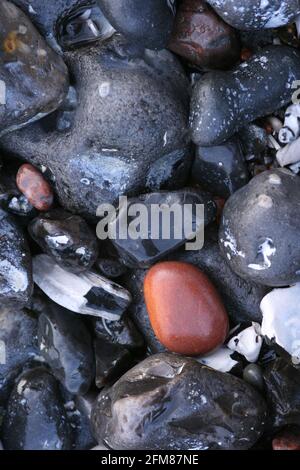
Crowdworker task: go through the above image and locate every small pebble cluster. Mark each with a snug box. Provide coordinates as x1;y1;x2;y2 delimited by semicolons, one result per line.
0;0;300;451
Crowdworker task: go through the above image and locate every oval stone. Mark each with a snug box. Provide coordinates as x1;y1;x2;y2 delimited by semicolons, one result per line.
16;163;54;211
144;261;229;355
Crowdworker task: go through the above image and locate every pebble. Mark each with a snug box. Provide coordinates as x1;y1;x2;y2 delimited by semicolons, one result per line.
192;138;249;199
33;254;131;321
0;36;190;217
197;346;238;373
0;306;38;403
38;303;94;395
144;261;229;356
109;188;216;268
96;257;127;279
272;426;300;451
98;0;175;50
261;284;300;364
2;367;73;450
243;364;265;391
264;358;300;429
0;208;33;308
277;136;300;167
0;0;68;137
94;314;144;353
190;46;300;146
94;336;133;388
168;0;240;70
207;1;300;30
91;353;267;450
16;164;54;211
28;209;99;273
219;169;300;286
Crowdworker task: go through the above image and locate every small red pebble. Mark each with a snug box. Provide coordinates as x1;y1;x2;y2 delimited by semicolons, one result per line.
16;163;54;211
144;261;229;356
240;48;253;62
272;427;300;451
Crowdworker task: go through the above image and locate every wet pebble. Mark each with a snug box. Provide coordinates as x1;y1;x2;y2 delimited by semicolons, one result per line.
16;164;54;212
168;0;240;70
94;336;133;388
109;189;216;268
190;46;300;146
207;1;300;30
219;169;300;286
2;367;73;450
0;208;33;307
192;138;249;199
28;209;99;273
91;353;267;450
0;306;38;404
98;0;175;50
272;426;300;451
144;261;229;356
38;303;94;395
243;364;265;392
0;0;68;137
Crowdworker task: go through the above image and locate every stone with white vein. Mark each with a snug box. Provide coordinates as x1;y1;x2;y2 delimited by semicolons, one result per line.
227;323;262;363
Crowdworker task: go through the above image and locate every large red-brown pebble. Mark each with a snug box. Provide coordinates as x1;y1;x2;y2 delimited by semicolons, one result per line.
16;164;54;211
144;261;229;355
272;427;300;451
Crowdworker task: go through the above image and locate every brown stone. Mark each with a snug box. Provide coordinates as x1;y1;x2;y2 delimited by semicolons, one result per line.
272;426;300;451
168;0;240;70
16;163;53;211
144;261;229;355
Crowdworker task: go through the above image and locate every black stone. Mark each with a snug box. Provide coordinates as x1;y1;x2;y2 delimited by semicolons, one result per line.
207;1;300;31
37;303;94;395
96;257;127;279
110;188;216;268
0;36;190;218
29;209;99;273
239;124;268;161
192;138;249;199
0;209;33;308
2;367;73;450
190;46;300;146
94;314;144;352
0;307;38;404
94;336;134;388
97;0;175;50
0;1;69;137
264;359;300;429
91;353;267;450
219;168;300;287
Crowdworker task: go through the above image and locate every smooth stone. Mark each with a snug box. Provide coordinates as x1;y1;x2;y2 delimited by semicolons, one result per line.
12;0;112;52
207;1;300;30
168;0;240;70
0;1;68;137
261;284;300;364
272;426;300;451
277;136;300;167
33;254;131;321
0;37;190;218
94;314;144;353
192;138;249;199
0;208;33;308
94;336;133;388
0;307;38;404
219;169;300;287
144;261;229;356
123;230;268;353
227;323;262;363
16;164;54;211
239;124;268;160
264;358;300;429
38;303;94;395
190;46;300;146
91;353;267;450
243;364;265;391
28;209;99;273
109;188;216;268
98;0;175;50
2;367;73;450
